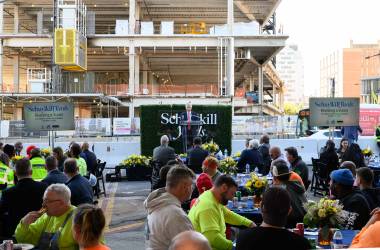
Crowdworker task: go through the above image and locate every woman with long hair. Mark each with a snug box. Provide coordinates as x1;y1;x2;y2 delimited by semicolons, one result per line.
337;138;349;161
72;204;110;250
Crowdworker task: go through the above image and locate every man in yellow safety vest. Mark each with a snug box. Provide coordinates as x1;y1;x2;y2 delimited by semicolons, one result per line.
29;148;47;181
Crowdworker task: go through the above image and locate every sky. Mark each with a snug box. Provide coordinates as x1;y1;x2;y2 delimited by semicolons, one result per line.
276;0;380;96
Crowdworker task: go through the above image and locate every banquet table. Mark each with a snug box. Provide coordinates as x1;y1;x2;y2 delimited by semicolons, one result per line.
304;229;359;249
227;198;263;224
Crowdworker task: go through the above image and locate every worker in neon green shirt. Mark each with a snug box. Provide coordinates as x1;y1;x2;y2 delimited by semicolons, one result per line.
29;148;47;181
0;152;14;187
188;175;255;250
15;183;79;250
70;143;87;176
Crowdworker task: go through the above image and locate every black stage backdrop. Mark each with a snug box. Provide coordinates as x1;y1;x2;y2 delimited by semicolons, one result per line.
140;105;232;155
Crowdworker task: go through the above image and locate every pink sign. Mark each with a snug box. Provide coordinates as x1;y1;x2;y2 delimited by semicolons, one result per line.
360;108;380;136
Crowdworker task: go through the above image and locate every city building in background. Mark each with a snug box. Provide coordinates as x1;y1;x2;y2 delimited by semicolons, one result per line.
320;40;380;102
0;0;288;125
277;44;305;105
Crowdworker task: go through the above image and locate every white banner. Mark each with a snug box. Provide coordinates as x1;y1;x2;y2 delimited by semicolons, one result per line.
113;118;132;135
76;118;112;136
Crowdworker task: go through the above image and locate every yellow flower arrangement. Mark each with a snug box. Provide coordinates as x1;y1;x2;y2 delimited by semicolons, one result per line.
362;147;373;157
121;154;151;168
179;153;187;158
201;140;220;154
219;157;237;175
303;198;344;228
245;173;268;196
233;151;241;158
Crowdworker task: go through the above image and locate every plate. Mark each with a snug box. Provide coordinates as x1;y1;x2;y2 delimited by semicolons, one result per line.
13;243;34;250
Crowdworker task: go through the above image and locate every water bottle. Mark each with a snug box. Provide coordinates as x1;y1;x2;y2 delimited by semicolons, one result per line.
224;149;228;158
245;164;250;174
332;230;343;249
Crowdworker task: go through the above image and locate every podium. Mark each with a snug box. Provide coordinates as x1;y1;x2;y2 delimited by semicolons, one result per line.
179;120;204;152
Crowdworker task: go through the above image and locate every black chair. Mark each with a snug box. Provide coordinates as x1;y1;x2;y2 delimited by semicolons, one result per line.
151;160;163;191
311;158;329;197
94;161;107;198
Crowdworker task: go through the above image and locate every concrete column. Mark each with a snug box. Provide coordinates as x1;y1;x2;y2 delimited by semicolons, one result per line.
129;44;135;118
0;40;3;91
13;55;19;92
0;3;4;34
142;61;148;94
227;37;235;96
14;6;19;34
227;0;234;35
37;11;43;34
249;76;254;92
129;0;136;34
258;65;264;115
134;54;140;94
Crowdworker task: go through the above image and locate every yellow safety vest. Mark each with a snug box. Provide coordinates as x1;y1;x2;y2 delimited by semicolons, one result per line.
30;157;47;181
0;162;14;187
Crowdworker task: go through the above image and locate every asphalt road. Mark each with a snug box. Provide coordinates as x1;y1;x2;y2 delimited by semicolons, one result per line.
99;181;150;250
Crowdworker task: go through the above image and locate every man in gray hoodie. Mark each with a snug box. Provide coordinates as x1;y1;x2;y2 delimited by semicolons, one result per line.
144;165;196;250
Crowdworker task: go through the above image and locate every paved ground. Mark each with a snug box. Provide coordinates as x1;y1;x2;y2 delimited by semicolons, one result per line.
100;165;320;249
99;181;150;250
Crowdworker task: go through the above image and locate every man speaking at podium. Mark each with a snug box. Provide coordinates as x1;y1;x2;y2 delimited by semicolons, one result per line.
179;102;201;152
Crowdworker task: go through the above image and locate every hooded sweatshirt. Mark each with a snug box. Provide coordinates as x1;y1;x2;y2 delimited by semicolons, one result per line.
144;188;193;250
284;180;307;228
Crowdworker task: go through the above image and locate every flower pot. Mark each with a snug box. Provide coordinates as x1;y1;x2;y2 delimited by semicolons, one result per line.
125;165;152;181
318;226;333;246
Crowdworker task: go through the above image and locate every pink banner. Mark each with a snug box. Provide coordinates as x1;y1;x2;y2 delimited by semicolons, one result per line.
360;108;380;136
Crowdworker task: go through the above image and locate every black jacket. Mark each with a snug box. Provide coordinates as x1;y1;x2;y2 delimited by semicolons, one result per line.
237;148;263;173
291;157;309;190
41;169;68;186
152;145;176;166
0;178;47;237
361;188;380;211
66;174;93;206
319;150;339;178
237;227;311;250
187;146;209;174
284;180;307;228
82;150;98;174
258;144;271;175
340;190;371;230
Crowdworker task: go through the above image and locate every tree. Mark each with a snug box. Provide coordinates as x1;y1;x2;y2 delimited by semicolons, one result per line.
284;102;303;115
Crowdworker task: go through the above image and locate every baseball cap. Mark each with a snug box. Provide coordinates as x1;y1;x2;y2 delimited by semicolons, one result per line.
272;161;290;177
330;169;354;186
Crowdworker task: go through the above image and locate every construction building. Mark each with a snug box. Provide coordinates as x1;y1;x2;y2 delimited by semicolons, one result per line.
0;0;287;121
320;40;380;103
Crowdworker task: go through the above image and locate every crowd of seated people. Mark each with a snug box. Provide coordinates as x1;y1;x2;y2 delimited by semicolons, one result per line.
0;141;108;249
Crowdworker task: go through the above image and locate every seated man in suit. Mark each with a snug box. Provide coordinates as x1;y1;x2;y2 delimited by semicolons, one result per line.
0;158;47;238
42;156;68;186
64;158;93;206
153;135;176;166
237;140;263;173
187;137;209;174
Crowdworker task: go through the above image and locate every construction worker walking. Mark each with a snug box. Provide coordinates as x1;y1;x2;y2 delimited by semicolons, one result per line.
376;125;380;147
0;152;14;188
29;148;47;181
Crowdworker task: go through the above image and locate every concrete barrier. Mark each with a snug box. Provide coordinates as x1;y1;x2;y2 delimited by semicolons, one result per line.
7;136;380;167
